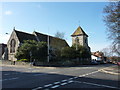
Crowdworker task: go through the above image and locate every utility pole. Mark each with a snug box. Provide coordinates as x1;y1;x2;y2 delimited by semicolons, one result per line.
29;51;32;66
76;37;78;51
47;27;50;63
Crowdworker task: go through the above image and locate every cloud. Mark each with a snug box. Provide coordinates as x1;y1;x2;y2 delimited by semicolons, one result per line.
4;11;12;15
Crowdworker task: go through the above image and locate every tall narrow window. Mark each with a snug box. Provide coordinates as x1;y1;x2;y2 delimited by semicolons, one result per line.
75;37;79;44
10;39;16;53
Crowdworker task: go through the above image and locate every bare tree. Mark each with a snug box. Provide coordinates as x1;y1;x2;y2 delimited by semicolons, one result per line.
101;46;113;57
103;1;120;56
55;31;65;39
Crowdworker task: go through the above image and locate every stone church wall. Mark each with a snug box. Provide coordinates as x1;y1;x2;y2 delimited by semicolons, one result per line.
7;31;20;61
72;36;84;46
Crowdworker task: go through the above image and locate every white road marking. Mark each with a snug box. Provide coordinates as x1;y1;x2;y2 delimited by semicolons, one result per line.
32;70;100;90
79;70;99;77
68;78;73;80
60;82;67;85
79;75;86;77
51;85;60;88
1;77;19;81
68;80;74;83
32;87;42;90
100;69;119;75
33;73;47;76
4;73;10;75
61;79;67;82
44;84;53;87
74;81;120;89
73;77;78;79
54;81;60;84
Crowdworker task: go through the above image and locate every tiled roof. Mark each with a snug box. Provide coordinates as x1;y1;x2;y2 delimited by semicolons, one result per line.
33;31;69;48
14;30;37;42
33;31;47;42
49;35;69;48
14;29;69;49
92;51;104;57
71;26;88;37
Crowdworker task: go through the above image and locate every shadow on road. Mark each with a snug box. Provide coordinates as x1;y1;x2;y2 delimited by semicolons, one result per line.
34;63;115;68
2;70;120;89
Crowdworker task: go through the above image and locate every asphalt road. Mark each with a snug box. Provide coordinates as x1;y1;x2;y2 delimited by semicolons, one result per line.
1;64;120;89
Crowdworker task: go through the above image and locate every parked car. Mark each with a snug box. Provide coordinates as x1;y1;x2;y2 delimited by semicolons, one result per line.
117;62;120;66
107;60;112;64
100;60;106;64
91;60;99;65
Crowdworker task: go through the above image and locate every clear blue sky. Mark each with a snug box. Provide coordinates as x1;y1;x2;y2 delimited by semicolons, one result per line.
0;2;111;52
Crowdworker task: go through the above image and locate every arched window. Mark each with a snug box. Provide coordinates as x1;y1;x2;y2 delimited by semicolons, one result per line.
10;39;16;53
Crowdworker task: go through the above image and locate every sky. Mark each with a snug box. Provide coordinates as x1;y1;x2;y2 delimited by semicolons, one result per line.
0;2;112;52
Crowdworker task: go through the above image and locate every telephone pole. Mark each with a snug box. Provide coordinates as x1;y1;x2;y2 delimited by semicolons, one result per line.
47;27;50;63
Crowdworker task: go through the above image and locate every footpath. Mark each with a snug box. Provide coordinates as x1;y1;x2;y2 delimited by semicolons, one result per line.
1;61;120;75
100;65;120;75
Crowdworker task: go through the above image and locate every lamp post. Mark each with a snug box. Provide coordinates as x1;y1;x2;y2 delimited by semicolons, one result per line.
29;51;32;65
47;35;49;63
75;37;79;63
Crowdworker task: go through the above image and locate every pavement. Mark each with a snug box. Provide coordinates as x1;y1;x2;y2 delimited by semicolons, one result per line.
1;64;120;89
100;65;120;75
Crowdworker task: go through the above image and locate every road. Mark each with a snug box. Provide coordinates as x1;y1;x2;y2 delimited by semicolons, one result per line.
1;64;120;89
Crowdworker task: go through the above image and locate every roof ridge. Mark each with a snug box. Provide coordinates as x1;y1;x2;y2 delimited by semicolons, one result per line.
34;31;65;41
14;29;34;36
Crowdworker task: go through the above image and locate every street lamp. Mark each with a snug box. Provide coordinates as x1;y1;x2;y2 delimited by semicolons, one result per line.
47;35;50;63
29;51;32;65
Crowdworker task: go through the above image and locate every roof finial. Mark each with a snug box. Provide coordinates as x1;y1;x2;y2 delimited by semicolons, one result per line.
78;20;80;27
33;28;35;32
13;27;15;30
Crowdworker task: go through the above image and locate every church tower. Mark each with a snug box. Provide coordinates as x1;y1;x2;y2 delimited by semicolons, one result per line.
71;26;90;51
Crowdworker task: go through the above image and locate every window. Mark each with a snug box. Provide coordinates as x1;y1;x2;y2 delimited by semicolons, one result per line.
75;37;79;44
10;39;16;53
85;38;87;44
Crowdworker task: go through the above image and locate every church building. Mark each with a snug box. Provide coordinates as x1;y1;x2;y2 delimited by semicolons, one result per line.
7;28;69;61
71;26;91;52
0;26;91;61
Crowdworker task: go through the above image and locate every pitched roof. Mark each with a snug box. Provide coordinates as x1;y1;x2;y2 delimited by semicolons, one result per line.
14;30;37;42
33;31;69;48
49;35;69;48
33;31;47;42
92;51;104;58
71;26;88;37
13;29;69;49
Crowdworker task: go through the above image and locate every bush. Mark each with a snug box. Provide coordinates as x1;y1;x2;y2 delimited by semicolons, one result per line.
15;40;47;62
17;59;28;62
61;47;77;59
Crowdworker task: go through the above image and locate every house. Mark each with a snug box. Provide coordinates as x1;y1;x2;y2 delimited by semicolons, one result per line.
91;51;104;61
0;43;7;60
91;55;102;61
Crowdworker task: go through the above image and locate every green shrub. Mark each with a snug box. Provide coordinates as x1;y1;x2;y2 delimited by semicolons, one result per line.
17;59;28;62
